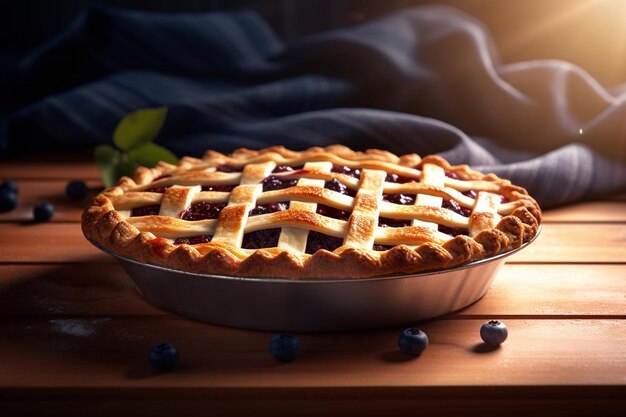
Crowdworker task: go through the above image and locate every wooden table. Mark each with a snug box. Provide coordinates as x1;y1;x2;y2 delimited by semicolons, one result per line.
1;155;625;416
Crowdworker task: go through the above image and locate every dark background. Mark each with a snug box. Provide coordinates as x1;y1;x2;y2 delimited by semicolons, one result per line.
3;0;626;87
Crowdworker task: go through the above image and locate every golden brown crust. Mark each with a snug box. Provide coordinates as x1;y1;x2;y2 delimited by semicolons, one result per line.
82;144;542;279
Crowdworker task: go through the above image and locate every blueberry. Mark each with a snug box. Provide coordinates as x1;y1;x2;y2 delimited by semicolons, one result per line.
33;202;54;222
480;320;508;346
268;333;300;362
66;180;89;200
148;342;180;371
0;189;17;212
1;180;18;194
397;327;429;356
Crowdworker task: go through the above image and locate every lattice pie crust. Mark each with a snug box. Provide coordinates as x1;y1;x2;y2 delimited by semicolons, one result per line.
82;145;541;279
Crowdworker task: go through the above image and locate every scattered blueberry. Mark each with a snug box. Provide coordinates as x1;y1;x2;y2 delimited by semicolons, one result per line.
66;180;89;200
480;320;508;346
0;188;17;212
1;180;18;194
148;342;180;371
397;327;429;356
33;202;54;222
268;333;301;362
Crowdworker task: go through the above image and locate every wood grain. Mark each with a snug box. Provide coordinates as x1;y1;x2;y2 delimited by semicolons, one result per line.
0;224;111;263
543;196;626;222
1;222;623;264
1;264;624;318
0;154;100;180
0;318;624;389
3;398;626;417
508;223;626;263
0;180;103;222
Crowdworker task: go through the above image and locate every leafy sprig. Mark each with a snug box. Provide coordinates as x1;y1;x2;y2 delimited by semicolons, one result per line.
95;107;178;188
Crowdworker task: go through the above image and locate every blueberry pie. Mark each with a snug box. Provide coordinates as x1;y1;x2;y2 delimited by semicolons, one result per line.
82;145;541;279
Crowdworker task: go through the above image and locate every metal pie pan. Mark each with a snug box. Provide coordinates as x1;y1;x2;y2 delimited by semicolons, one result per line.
88;231;539;332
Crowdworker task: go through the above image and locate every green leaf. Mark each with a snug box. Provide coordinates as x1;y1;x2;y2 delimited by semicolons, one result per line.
113;107;168;151
94;144;121;188
128;142;179;167
113;156;139;183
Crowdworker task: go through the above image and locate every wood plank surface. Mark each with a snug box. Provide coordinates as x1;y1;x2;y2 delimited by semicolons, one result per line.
508;223;626;263
542;196;626;222
0;180;102;223
0;154;101;180
1;222;623;264
1;264;624;318
0;318;624;388
1;156;625;417
3;397;625;417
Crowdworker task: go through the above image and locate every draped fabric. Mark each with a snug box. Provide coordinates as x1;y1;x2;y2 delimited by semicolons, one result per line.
3;6;625;207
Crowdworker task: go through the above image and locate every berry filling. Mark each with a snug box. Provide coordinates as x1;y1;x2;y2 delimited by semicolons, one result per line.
202;184;234;192
378;217;411;228
332;165;361;179
442;199;472;217
180;202;225;221
438;225;469;236
305;231;344;254
263;176;298;192
146;187;168;193
324;178;356;197
445;171;460;180
273;165;296;173
216;164;240;173
383;193;416;205
249;202;287;216
242;228;281;249
131;205;161;216
385;173;417;184
174;235;212;245
373;244;393;251
316;204;350;221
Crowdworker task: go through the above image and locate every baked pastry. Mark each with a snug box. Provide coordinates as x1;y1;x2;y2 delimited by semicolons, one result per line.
82;145;541;279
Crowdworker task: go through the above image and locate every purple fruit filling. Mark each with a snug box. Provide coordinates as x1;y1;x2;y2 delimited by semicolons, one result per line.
438;225;469;236
273;165;296;173
324;178;356;197
442;199;472;217
385;173;417;184
378;217;411;228
174;235;212;245
305;231;344;254
373;244;393;251
463;190;477;199
146;187;168;193
242;228;281;249
445;171;460;180
316;204;350;221
131;205;161;216
202;184;234;192
216;164;240;173
180;202;225;221
383;193;416;205
249;202;287;216
332;165;361;179
263;176;298;192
